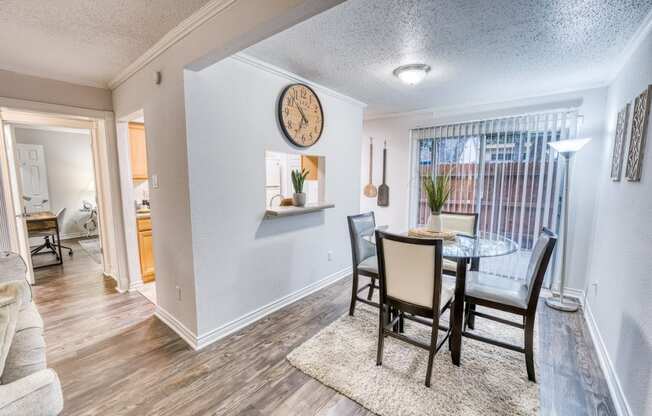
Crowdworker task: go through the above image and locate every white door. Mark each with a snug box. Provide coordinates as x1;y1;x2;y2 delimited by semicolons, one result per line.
16;143;50;213
0;124;35;283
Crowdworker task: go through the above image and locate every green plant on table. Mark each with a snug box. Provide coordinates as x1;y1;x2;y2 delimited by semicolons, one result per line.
291;168;310;194
423;170;452;214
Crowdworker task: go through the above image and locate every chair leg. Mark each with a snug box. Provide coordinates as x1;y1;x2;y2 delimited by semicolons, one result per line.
448;301;454;351
399;311;404;333
467;303;476;330
525;315;536;382
349;271;359;316
425;318;440;387
376;305;385;366
392;307;400;333
367;276;375;301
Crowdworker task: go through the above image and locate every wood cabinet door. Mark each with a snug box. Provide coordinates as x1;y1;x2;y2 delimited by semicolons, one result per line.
129;123;148;180
138;229;155;282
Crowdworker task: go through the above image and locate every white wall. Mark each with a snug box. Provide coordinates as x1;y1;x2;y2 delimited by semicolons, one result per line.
184;56;363;338
112;0;344;337
362;87;607;292
584;23;652;416
0;69;112;111
14;127;96;238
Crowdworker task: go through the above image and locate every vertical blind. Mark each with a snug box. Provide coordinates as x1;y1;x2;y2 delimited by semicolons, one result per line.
409;110;581;284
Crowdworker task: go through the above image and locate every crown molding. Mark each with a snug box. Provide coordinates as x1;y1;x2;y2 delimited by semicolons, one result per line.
609;7;652;83
364;83;608;123
108;0;239;90
231;53;367;108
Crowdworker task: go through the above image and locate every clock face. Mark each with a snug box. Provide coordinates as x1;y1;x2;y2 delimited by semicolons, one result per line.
278;84;324;147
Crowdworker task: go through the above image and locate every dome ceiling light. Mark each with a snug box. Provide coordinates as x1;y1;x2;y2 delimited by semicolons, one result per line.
393;64;431;85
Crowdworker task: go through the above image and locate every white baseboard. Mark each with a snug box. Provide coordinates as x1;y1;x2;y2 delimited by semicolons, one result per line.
154;305;200;349
561;287;585;306
584;302;632;416
128;280;145;292
61;232;91;241
194;266;352;350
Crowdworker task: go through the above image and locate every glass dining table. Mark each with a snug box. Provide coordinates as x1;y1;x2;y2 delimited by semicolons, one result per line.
365;228;518;366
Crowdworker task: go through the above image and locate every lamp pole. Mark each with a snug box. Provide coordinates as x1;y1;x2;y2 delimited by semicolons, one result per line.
545;138;590;313
545;153;577;311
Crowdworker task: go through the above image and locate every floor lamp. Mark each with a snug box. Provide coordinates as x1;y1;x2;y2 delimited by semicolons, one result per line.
545;138;591;312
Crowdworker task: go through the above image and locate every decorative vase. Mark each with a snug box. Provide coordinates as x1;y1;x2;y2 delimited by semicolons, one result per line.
293;192;306;207
429;212;442;232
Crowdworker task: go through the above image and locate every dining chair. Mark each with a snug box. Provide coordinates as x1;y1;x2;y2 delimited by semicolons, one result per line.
441;211;479;276
375;230;454;387
462;228;557;382
347;212;380;315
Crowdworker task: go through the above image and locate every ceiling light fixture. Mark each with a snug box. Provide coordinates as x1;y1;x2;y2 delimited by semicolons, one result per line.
393;64;431;85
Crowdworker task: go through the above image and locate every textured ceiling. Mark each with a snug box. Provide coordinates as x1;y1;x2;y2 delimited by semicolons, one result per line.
245;0;652;117
0;0;211;87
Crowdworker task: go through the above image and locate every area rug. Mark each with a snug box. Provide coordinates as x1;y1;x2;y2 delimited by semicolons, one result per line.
77;238;101;264
287;304;539;416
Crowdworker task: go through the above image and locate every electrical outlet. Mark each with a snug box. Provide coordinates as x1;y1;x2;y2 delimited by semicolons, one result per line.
327;251;333;261
151;174;159;189
591;282;598;297
176;285;182;301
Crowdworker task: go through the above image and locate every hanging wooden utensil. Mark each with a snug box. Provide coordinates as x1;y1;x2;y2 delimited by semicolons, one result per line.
377;140;389;206
363;137;378;197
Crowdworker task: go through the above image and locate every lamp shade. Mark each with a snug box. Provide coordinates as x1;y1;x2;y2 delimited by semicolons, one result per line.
548;138;591;155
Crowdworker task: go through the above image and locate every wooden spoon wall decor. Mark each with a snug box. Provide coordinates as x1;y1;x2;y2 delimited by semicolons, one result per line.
377;140;389;206
363;137;378;197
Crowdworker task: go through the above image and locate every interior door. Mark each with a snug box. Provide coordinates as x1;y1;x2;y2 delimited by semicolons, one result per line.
0;123;35;283
16;143;50;213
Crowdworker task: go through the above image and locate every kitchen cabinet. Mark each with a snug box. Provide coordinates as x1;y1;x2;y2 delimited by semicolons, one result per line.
137;215;155;283
129;122;148;180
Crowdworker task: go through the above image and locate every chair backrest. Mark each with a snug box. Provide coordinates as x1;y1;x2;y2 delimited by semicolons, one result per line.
56;208;66;224
525;228;557;310
347;212;376;267
441;211;478;236
376;231;444;313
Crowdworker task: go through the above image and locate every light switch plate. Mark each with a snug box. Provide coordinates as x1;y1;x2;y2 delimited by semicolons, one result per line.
151;174;159;189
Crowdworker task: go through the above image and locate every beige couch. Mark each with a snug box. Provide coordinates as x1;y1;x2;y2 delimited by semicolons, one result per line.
0;278;63;416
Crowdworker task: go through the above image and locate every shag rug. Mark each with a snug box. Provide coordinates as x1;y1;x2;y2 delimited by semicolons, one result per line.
78;238;101;264
287;303;539;416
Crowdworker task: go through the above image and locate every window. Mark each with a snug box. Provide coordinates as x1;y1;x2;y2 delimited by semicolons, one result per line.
409;111;582;285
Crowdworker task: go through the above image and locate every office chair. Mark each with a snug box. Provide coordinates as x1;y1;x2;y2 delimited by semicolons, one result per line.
31;208;73;260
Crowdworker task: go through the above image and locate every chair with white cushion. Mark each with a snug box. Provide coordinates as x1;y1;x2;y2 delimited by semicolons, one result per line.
441;211;478;276
462;228;557;382
347;212;380;315
375;231;454;387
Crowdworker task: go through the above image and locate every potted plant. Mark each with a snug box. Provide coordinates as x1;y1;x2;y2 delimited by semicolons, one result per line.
423;171;452;232
291;168;310;207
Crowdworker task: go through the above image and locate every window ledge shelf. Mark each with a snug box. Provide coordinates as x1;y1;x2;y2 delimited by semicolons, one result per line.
265;203;335;219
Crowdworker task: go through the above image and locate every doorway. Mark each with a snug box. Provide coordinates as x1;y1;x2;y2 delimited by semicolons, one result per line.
12;124;101;270
0;107;118;285
116;111;157;305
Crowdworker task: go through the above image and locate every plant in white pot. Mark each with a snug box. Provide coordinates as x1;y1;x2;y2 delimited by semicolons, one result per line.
291;168;310;207
423;171;452;232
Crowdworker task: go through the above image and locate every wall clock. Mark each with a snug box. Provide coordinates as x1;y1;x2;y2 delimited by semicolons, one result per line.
278;83;324;147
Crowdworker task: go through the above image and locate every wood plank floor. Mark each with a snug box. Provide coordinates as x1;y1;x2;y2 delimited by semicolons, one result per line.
31;240;617;415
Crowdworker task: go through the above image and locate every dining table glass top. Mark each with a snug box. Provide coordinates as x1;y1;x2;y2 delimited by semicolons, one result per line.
366;228;519;260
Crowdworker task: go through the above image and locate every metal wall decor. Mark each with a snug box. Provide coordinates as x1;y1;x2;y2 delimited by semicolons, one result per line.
610;103;630;181
625;85;651;181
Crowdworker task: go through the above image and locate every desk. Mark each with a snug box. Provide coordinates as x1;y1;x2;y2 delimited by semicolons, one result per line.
26;211;63;268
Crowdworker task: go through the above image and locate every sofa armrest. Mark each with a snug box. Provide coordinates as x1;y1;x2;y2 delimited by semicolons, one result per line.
0;368;63;416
